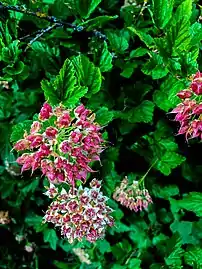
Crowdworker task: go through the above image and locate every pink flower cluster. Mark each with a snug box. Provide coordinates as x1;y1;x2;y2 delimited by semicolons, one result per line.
43;179;114;243
113;177;152;212
14;103;105;186
171;72;202;140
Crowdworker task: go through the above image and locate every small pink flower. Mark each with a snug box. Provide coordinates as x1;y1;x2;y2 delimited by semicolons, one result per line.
27;135;43;149
30;121;41;134
59;141;71;153
177;90;192;99
45;127;58;139
191;82;202;95
13;139;30;151
57;112;71;128
39;103;52;121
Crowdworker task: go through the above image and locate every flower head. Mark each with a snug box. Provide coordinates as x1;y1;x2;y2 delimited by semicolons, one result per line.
13;103;105;186
113;177;152;212
170;71;202;141
43;179;114;243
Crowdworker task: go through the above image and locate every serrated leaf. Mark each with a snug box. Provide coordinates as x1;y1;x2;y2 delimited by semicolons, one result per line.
165;234;184;266
72;55;101;97
153;76;184;112
177;192;202;217
142;53;169;79
41;79;60;105
65;0;102;19
170;221;195;244
184;246;202;268
157;152;185;176
107;30;129;54
43;228;58;250
130;48;148;58
63;86;88;108
99;41;113;72
96;240;111;254
128;27;154;48
128;100;154;123
54;58;77;101
152;0;174;29
25;213;43;231
10;120;32;143
167;0;192;54
152;184;179;199
96;107;114;125
21;178;39;195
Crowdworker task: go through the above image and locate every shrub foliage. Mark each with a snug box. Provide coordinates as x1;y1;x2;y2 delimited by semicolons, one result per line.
0;0;202;268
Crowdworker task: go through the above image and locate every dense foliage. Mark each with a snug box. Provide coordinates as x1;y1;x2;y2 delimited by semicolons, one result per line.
0;0;202;268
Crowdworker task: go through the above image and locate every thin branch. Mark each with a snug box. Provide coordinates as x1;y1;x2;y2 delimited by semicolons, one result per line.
0;2;107;40
24;23;62;51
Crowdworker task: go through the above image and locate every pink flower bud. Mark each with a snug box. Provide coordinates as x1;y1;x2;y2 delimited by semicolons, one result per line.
191;81;202;95
75;105;86;115
57;112;71;128
59;141;71;153
70;131;82;143
13;139;30;151
27;135;43;149
30;121;41;134
177;90;192;99
39;103;52;121
45;127;58;139
193;104;202;115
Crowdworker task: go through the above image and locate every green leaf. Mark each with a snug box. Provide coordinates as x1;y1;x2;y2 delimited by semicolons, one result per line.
65;0;102;19
96;107;114;125
107;30;129;54
190;22;202;46
167;0;192;54
184;246;202;268
142;53;169;79
153;76;184;112
170;221;195;244
96;240;111;254
152;0;174;29
157;152;185;176
0;166;5;175
41;79;60;105
72;55;101;97
128;100;154;123
152;184;179;199
177;192;202;217
10;120;32;143
99;41;113;72
128;27;154;48
54;58;77;101
63;86;88;108
165;234;184;266
43;228;58;250
21;178;39;195
130;48;148;58
25;213;43;231
1;40;21;63
128;258;141;269
79;15;118;31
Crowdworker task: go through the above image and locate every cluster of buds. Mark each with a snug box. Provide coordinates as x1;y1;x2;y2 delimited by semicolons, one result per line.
43;179;114;243
113;177;152;212
14;103;105;187
170;72;202;140
0;211;10;224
